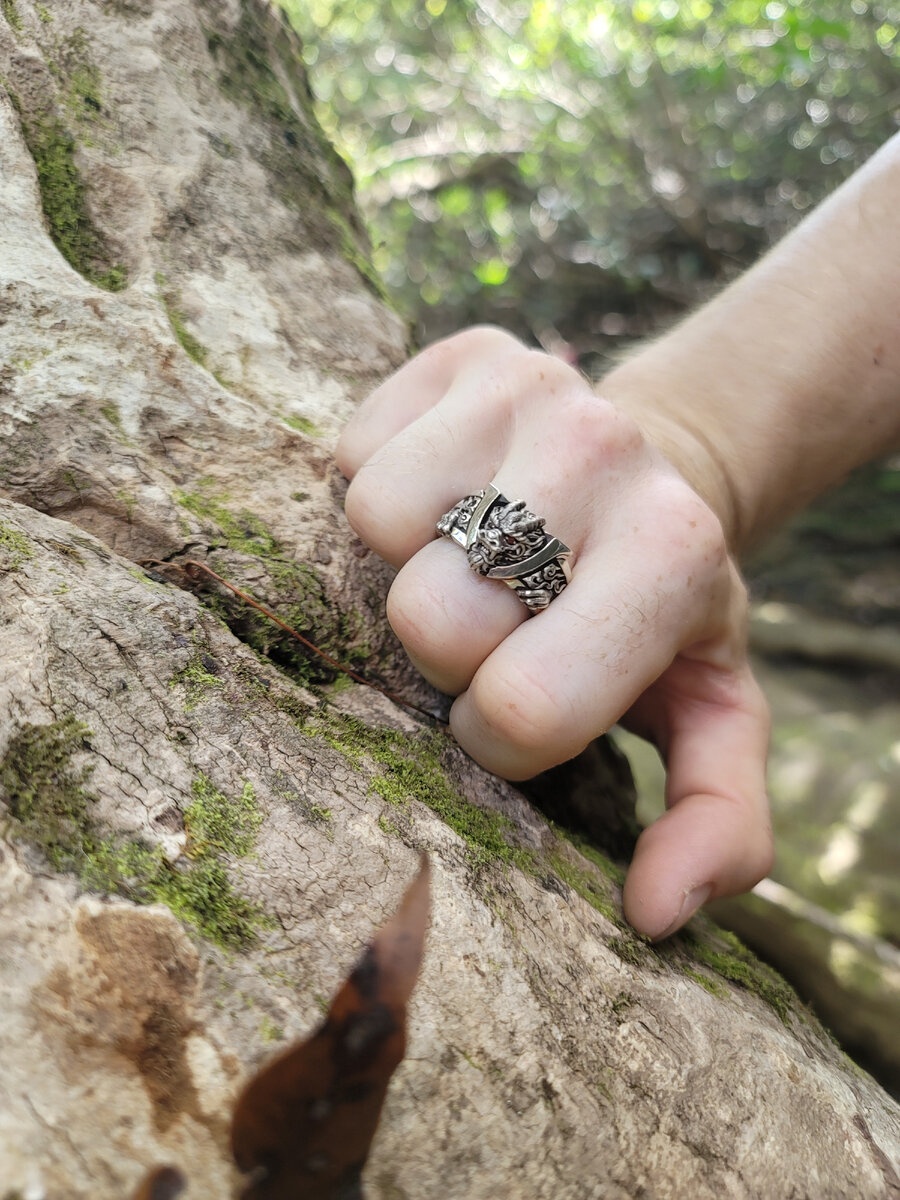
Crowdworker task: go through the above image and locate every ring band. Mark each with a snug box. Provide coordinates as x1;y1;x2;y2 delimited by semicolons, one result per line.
436;484;572;614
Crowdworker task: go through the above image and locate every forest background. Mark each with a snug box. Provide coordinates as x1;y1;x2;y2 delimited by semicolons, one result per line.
279;0;900;1093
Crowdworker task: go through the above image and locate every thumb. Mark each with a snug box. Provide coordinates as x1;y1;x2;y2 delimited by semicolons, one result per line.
622;664;773;940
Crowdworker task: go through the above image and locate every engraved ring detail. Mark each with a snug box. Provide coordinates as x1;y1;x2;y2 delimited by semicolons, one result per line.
436;484;573;614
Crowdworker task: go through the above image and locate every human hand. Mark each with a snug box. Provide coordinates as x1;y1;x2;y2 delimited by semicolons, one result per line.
336;327;773;940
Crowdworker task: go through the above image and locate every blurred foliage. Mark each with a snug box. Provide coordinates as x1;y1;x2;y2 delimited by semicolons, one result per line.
748;456;900;626
278;0;899;363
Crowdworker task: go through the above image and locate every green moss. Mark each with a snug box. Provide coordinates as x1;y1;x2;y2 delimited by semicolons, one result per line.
549;851;621;925
1;716;94;867
377;812;399;838
680;927;800;1024
681;967;726;997
177;479;277;556
325;204;391;302
67;62;102;119
100;402;122;429
15;111;126;290
327;671;353;695
175;480;369;684
259;1015;284;1044
152;854;266;949
116;489;136;522
37;3;51;20
282;414;321;436
2;0;21;31
185;773;262;857
552;825;626;887
607;933;657;968
290;491;310;502
610;992;634;1016
158;290;209;366
299;706;802;1028
169;658;225;712
307;710;534;869
48;30;107;130
0;521;34;570
1;720;268;950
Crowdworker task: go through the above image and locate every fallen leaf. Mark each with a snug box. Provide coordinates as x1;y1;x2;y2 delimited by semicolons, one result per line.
231;853;431;1199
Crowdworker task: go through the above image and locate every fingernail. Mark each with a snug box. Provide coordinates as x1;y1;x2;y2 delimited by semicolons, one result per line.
650;884;712;943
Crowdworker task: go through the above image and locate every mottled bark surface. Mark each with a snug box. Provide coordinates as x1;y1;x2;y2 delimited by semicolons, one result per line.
0;2;898;1197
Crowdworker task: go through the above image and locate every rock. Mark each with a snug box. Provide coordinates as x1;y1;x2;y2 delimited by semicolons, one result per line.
1;2;899;1197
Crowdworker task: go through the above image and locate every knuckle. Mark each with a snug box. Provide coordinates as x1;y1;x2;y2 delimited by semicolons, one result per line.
644;474;727;572
335;423;365;479
343;471;383;547
558;394;645;469
440;324;524;361
386;568;446;657
468;659;573;757
523;347;580;389
465;344;554;420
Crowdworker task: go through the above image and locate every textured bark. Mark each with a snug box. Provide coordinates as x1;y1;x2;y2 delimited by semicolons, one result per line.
0;3;898;1198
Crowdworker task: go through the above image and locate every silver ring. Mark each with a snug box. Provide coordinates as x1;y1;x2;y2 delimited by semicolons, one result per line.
436;484;573;614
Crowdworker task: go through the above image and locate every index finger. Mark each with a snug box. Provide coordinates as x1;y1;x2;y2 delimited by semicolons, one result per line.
336;326;522;478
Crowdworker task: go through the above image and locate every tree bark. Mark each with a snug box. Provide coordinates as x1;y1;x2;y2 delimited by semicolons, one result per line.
0;2;898;1197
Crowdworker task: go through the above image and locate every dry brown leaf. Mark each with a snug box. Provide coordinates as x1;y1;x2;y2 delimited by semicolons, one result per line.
231;853;431;1199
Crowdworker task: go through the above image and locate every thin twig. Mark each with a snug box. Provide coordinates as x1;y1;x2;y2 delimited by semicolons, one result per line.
140;558;448;725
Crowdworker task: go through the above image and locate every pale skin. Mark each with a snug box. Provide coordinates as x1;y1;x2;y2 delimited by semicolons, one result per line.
337;132;900;940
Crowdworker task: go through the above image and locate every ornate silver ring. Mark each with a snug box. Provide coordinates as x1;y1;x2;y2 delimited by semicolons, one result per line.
436;484;572;614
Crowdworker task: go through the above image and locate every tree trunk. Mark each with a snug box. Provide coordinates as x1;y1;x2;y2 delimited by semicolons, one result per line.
0;2;898;1197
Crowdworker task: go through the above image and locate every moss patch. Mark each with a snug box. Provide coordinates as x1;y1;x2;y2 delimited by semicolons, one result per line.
679;926;800;1024
66;60;102;121
100;402;123;429
307;709;534;870
177;479;278;557
163;298;208;365
0;521;34;570
25;118;125;289
154;274;210;366
9;85;125;290
305;707;628;914
282;414;321;436
169;657;225;712
607;932;657;968
2;0;22;32
303;707;629;909
681;967;726;998
549;851;622;925
1;719;268;950
175;479;369;684
184;773;262;857
259;1015;284;1044
301;703;807;1024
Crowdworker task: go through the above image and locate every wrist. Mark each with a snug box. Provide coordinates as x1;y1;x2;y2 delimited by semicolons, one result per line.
598;362;745;552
